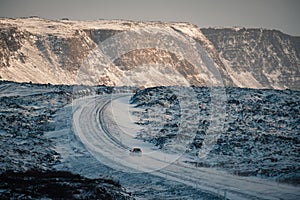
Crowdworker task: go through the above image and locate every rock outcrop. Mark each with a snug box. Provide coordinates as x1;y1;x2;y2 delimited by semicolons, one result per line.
0;17;299;90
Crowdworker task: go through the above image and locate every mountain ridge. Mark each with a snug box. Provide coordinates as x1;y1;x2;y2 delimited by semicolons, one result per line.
0;17;299;90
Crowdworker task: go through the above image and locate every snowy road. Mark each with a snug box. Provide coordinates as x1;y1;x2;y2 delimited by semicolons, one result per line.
72;94;300;200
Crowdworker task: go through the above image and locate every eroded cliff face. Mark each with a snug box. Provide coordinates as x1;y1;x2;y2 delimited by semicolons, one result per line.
201;28;300;90
0;17;299;90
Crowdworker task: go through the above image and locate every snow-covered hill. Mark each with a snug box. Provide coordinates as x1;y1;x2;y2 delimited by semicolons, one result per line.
202;28;300;90
0;17;299;89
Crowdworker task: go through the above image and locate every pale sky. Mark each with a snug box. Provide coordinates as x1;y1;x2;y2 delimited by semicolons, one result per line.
0;0;299;36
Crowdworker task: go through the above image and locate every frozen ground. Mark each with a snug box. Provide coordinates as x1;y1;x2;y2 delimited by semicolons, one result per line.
67;92;300;199
53;94;224;199
0;81;132;199
131;86;300;184
1;81;299;199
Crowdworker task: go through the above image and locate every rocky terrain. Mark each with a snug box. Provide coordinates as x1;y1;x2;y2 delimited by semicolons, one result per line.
202;28;300;90
0;170;131;200
0;81;133;199
0;17;299;199
130;86;300;184
0;17;299;90
0;80;299;199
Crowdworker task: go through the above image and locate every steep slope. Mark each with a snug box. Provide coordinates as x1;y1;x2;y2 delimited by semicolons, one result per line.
0;17;299;90
201;28;300;90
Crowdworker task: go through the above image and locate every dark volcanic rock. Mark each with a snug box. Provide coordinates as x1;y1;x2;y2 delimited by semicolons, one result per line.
0;26;27;68
0;81;136;199
0;170;132;200
131;86;300;183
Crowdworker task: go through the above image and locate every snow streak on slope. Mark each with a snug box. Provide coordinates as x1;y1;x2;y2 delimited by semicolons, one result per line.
201;28;300;90
1;18;299;89
1;18;218;87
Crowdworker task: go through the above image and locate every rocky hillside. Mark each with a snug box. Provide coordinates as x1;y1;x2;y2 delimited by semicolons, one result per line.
0;17;299;90
201;28;300;90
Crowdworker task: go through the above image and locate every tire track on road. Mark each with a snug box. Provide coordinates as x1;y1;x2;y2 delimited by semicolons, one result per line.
73;94;300;200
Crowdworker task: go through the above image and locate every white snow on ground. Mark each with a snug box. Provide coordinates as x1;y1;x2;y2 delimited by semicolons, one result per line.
110;95;141;136
109;95;182;172
45;95;222;199
3;83;298;199
0;82;57;97
67;94;300;200
72;94;182;174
